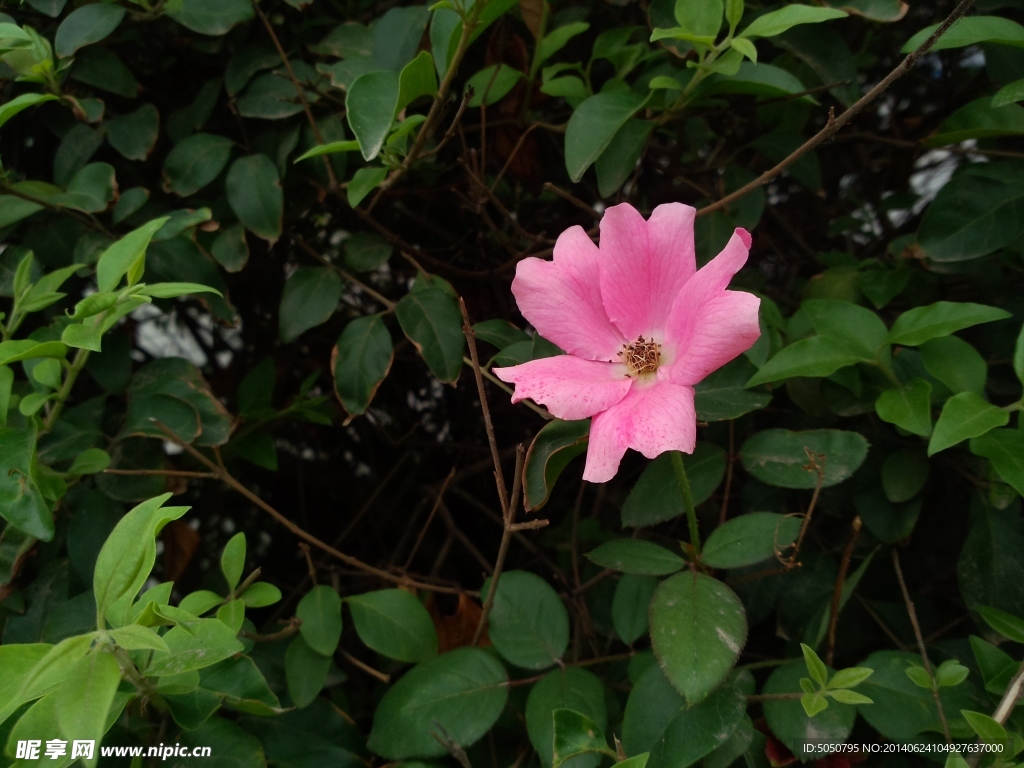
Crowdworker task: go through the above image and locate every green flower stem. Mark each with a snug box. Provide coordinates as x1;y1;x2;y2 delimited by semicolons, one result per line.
671;450;700;554
43;346;90;433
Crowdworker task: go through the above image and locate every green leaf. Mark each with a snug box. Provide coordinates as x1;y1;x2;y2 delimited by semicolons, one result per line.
0;424;54;540
485;570;568;670
800;692;828;717
465;63;523;107
970;429;1024;496
52;162;118;213
803;299;889;359
55;651;121;766
935;660;970;688
0;93;59;132
96;217;169;293
366;647;508;759
226;155;284;243
565;91;649;183
346;71;399;161
294;139;361;164
917;162;1024;262
901;16;1024;53
220;532;246;592
970;636;1018;695
881;447;928;503
692;358;770;421
828;666;874;690
145;618;246;676
622;661;744;763
296;586;343;656
143;281;222;299
993;77;1024;107
673;0;723;39
649;572;747;702
928;392;1008;456
54;3;125;58
1014;323;1024;386
552;709;613;767
398;50;438;111
730;36;757;62
801;642;828;686
0;340;66;368
958;506;1024;616
927;98;1024;146
887;301;1011;346
346;165;388;208
525;668;607;768
595;118;654;197
165;0;254;36
108;625;170;653
977;605;1024;644
395;286;465;384
621;444;726;528
346;588;438;662
106;103;159;161
523;418;590;511
285;634;331;708
585;539;685;576
746;336;865;386
875;378;932;437
344;232;393;272
961;710;1007;743
739;5;846;39
726;0;744;29
920;336;986;395
701;512;801;569
828;688;873;706
538;22;590;65
162;133;234;196
612;574;658;645
236;69;314;120
68;447;111;476
278;267;343;343
764;662;856;756
0;643;51;724
239;581;281;607
332;314;393;417
93;493;189;628
740;429;869;489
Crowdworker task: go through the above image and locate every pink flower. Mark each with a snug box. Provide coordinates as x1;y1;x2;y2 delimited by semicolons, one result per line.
494;203;760;482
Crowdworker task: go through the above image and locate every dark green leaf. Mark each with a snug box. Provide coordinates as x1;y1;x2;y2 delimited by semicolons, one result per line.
523;418;590;511
612;574;658;645
621;444;726;528
927;98;1024;146
764;662;855;756
344;232;392;272
977;605;1024;644
552;709;613;766
647;675;747;768
971;428;1024;496
163;133;234;196
585;539;685;576
227;155;284;243
332;314;393;417
346;588;437;662
701;512;801;569
595;119;653;197
920;336;986;395
565;91;649;182
525;669;607;768
366;648;508;759
346;165;388;208
278;267;343;343
0;423;53;540
738;5;846;38
887;301;1011;346
486;570;569;670
346;71;399;161
297;585;343;656
106;104;159;161
398;51;438;110
875;378;932;437
54;3;125;58
740;429;869;489
746;336;865;386
285;635;331;708
165;0;254;36
958;506;1024;617
649;572;746;702
466;64;523;107
881;447;928;503
901;16;1024;53
395;286;465;384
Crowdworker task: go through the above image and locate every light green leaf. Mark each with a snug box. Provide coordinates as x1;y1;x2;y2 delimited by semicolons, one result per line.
220;532;246;592
96;217;170;293
802;643;828;686
294;140;361;163
346;165;388;208
970;429;1024;496
739;5;846;39
977;605;1024;644
875;378;933;437
565;91;649;182
887;301;1011;346
145;618;246;676
346;70;399;161
673;0;723;39
730;36;757;62
398;50;437;111
0;93;59;132
109;625;170;653
465;63;523;107
828;666;874;690
928;392;1008;456
746;336;865;386
55;651;121;767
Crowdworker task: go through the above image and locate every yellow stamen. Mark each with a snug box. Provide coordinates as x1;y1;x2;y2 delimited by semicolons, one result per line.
618;336;661;376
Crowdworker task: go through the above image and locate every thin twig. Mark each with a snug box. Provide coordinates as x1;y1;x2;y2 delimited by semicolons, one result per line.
152;421;469;596
719;421;735;526
892;549;951;742
341;650;390;684
826;516;861;666
294;237;396;309
543;182;601;220
251;1;336;189
403;468;456;570
697;0;977;218
102;469;218;479
420;89;473;160
785;449;826;565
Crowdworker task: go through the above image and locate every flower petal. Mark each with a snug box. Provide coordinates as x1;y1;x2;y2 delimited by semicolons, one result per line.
598;202;697;340
663;228;760;385
512;226;624;361
494;356;632;421
583;380;696;482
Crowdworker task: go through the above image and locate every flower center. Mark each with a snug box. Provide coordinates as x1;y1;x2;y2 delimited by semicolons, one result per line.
619;336;661;377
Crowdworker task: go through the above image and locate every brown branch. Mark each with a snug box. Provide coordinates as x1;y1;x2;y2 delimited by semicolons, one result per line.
697;0;977;218
892;549;951;742
341;650;390;684
102;468;218;479
826;516;861;666
151;421;468;596
403;469;455;570
251;0;337;189
543;182;601;220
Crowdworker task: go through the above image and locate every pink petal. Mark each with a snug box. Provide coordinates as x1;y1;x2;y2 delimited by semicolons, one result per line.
493;356;632;421
512;226;625;361
598;203;697;341
662;228;760;386
583;380;697;482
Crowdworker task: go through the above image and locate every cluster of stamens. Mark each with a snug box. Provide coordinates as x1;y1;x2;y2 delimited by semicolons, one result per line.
618;336;662;377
